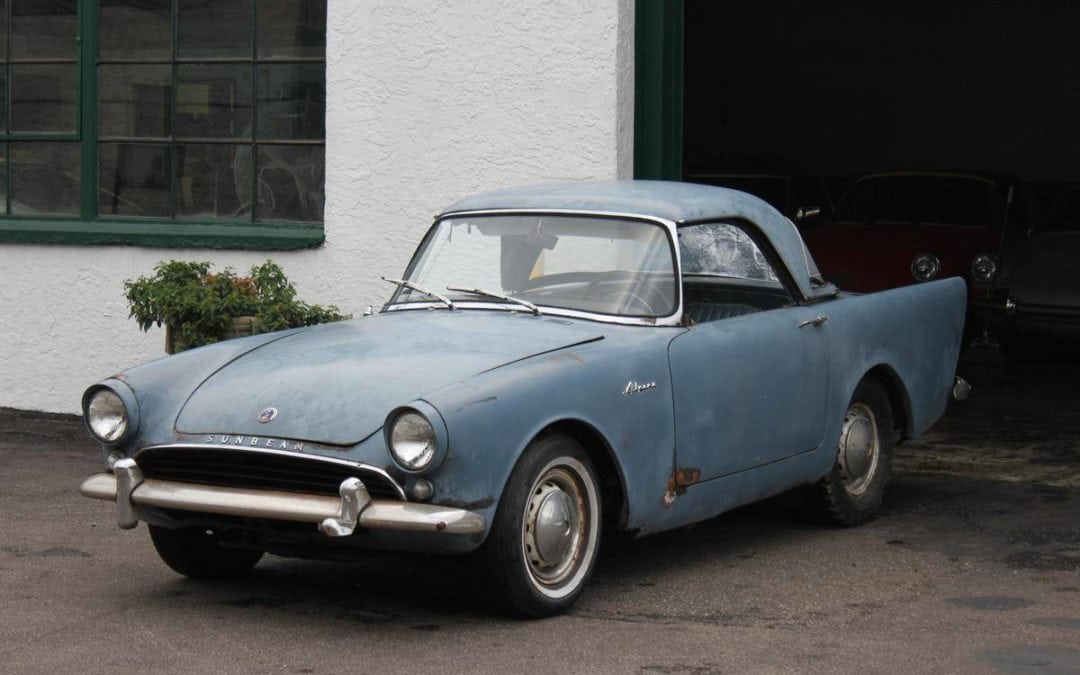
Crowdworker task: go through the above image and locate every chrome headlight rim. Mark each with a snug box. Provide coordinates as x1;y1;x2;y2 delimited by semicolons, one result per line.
384;401;448;474
81;380;140;446
911;252;942;282
971;253;998;283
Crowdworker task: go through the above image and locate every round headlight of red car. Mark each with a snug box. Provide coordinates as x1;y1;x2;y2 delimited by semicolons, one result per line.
911;253;941;282
86;389;128;444
388;410;438;471
971;254;997;283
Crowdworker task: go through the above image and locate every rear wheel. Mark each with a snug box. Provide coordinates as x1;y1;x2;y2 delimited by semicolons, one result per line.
482;433;601;618
804;378;894;526
148;524;264;579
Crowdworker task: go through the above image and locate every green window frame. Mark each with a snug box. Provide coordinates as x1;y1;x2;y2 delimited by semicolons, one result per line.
0;0;326;249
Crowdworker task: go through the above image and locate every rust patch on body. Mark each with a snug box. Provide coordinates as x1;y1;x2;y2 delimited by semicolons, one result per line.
662;467;702;508
674;467;701;488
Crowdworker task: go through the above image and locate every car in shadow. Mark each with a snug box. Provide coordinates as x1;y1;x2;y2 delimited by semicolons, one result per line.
977;183;1080;348
799;172;1034;337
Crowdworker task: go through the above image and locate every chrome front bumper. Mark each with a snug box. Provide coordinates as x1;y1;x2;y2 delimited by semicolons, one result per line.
80;458;485;537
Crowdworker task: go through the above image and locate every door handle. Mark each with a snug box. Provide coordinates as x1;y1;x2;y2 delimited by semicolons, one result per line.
798;315;829;328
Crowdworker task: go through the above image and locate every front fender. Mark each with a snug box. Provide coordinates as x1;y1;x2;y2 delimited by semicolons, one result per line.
422;329;680;540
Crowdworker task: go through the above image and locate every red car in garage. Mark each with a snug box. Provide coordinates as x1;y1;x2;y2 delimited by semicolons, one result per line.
800;173;1028;319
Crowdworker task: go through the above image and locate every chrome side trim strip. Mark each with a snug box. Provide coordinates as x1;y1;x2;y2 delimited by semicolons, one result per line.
136;444;407;500
79;473;485;536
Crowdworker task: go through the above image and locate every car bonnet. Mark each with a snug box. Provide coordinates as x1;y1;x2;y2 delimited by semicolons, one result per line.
173;310;604;446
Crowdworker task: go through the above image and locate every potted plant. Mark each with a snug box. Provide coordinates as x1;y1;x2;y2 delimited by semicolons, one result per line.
124;260;350;353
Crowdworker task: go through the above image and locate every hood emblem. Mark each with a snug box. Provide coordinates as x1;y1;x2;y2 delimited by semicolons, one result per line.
258;407;279;424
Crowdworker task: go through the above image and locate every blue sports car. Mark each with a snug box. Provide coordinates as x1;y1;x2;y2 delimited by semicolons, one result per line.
81;181;967;617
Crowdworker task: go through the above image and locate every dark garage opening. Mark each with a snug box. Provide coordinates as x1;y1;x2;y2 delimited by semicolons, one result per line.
676;1;1080;488
682;1;1080;214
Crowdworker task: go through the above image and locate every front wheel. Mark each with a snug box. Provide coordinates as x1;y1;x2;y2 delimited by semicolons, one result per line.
804;378;894;526
482;433;602;618
148;524;264;579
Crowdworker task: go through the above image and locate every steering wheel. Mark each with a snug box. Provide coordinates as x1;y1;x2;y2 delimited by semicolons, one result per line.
618;292;656;315
584;271;657;315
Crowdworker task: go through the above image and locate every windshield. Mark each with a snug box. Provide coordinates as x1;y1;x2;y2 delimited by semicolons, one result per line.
392;214;677;319
833;175;994;228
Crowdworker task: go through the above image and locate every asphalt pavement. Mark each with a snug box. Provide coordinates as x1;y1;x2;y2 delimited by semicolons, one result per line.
1;361;1078;674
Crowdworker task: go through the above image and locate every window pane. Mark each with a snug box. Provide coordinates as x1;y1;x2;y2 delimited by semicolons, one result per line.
255;144;323;222
99;143;171;217
0;0;8;60
0;143;7;215
99;0;172;60
176;64;252;139
679;222;780;283
0;66;7;133
99;65;171;139
177;143;251;219
177;0;251;58
11;0;76;59
10;142;79;215
256;63;324;140
257;0;326;59
10;64;77;132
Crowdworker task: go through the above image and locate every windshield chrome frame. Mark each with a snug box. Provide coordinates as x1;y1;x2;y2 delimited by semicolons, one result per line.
385;208;684;327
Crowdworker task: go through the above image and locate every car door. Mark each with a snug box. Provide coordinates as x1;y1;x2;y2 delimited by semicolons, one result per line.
668;221;831;483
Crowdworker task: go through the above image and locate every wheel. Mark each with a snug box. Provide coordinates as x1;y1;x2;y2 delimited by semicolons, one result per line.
148;524;264;579
804;378;894;527
481;433;602;618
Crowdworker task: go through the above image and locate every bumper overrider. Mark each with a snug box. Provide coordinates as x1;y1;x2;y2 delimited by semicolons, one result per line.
80;457;485;538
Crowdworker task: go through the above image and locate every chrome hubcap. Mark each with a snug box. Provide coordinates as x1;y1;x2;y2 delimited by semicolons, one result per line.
838;403;879;496
523;468;585;586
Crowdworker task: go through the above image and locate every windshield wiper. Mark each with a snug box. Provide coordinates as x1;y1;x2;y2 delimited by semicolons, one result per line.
446;286;541;315
381;277;454;310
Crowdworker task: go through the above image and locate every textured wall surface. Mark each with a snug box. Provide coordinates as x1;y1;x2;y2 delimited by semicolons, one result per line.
0;0;633;413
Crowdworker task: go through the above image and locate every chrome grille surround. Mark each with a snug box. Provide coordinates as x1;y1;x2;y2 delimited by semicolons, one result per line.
134;444;406;501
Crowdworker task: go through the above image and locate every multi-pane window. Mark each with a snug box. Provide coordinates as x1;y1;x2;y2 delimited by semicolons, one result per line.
0;0;325;231
0;1;81;216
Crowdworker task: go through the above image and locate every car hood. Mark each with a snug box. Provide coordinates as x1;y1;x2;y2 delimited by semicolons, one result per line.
174;310;604;445
803;223;994;292
1007;231;1080;304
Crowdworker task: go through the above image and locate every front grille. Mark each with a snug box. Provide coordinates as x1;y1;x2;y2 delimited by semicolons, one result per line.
135;446;403;500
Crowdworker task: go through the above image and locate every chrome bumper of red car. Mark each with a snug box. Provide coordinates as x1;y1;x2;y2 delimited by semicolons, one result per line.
80;459;485;537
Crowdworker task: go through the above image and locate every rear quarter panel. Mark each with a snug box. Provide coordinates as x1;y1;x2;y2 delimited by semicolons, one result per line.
818;276;967;442
633;277;966;536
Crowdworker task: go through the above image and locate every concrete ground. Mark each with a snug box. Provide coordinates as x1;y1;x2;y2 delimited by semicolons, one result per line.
1;361;1078;674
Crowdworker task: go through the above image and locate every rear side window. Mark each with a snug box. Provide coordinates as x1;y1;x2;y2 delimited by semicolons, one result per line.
678;222;780;284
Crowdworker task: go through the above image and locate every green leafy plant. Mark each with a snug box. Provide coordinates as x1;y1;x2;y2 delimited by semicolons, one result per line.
125;260;350;353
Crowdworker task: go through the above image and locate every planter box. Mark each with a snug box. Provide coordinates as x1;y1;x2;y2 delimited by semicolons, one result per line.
164;316;258;354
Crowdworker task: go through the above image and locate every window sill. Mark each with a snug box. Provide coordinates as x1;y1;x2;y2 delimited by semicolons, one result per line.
0;218;324;250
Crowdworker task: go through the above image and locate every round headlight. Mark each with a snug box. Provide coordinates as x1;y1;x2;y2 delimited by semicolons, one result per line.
86;389;128;444
389;410;437;471
911;253;941;282
971;254;997;283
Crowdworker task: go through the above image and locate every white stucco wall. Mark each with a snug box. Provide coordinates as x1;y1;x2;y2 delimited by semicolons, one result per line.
0;0;634;413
